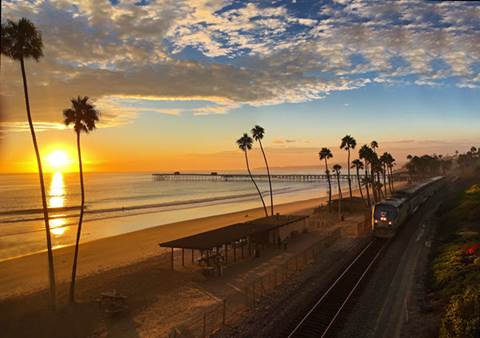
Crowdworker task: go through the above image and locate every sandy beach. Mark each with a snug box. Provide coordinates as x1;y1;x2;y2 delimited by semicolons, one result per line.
0;193;333;299
0;183;407;338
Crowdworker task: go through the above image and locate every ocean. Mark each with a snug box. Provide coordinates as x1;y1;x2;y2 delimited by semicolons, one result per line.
0;171;331;261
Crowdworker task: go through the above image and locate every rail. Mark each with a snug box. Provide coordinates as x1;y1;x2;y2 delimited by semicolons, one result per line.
287;238;389;338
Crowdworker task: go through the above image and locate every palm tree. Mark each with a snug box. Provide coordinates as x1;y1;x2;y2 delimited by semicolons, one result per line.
319;147;333;212
359;145;372;207
370;141;382;198
371;154;383;200
384;153;396;193
380;152;389;197
63;96;100;303
237;133;268;217
333;164;343;219
251;125;273;216
1;18;56;310
362;177;373;207
340;135;356;208
351;159;366;206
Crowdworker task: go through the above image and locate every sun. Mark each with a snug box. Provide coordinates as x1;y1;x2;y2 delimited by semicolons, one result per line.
47;150;70;170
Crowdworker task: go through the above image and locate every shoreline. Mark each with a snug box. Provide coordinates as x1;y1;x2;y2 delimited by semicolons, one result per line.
0;180;407;300
0;187;323;263
0;193;333;299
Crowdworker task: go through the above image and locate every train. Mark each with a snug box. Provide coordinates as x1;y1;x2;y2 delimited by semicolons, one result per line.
372;176;445;238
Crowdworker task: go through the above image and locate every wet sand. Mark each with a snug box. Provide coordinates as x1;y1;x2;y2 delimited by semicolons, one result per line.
0;184;407;338
0;194;332;299
0;180;406;300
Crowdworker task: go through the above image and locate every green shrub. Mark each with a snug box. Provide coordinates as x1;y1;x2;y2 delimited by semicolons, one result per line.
440;286;480;338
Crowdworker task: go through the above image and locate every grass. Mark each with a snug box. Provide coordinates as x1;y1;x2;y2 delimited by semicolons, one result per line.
429;181;480;337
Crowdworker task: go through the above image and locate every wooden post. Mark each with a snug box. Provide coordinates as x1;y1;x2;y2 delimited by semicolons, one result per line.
182;248;185;267
192;248;194;264
241;240;245;258
233;244;237;263
171;248;174;271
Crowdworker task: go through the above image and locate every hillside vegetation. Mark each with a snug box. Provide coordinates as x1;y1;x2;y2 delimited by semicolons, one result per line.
430;182;480;338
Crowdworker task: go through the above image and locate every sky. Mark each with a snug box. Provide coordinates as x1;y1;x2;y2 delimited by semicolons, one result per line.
0;0;479;173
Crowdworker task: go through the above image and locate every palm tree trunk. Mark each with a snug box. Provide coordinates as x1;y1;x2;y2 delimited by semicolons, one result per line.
356;168;366;207
370;165;376;202
364;165;371;207
383;165;387;197
20;57;56;310
70;131;84;303
347;149;352;210
244;151;268;217
258;140;274;216
377;171;382;199
337;173;342;219
325;159;331;213
389;166;394;193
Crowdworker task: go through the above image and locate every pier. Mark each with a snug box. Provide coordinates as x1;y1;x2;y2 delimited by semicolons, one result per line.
152;172;410;183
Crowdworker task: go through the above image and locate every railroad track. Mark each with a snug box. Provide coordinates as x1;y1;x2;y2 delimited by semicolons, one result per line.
288;238;389;338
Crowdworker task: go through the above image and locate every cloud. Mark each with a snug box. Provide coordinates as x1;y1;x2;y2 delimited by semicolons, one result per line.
272;138;296;145
0;121;66;133
1;0;479;128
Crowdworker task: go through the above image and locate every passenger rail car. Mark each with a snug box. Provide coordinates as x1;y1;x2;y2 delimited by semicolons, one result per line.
372;176;444;238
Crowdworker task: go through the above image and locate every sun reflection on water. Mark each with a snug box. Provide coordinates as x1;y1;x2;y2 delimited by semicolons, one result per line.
48;171;67;236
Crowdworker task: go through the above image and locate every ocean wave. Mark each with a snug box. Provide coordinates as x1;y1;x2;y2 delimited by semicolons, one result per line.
0;185;308;225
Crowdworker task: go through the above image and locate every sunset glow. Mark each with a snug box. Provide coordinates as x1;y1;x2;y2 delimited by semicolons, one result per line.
0;1;478;174
44;150;73;173
48;172;67;237
0;2;479;337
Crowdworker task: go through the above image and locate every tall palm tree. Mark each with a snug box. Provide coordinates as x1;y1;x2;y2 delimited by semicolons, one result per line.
340;135;356;208
319;147;333;212
251;125;273;216
333;164;343;219
370;141;382;199
1;18;56;310
63;96;99;303
351;159;366;206
237;133;268;217
380;152;389;197
359;145;372;207
384;153;396;193
371;155;383;200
